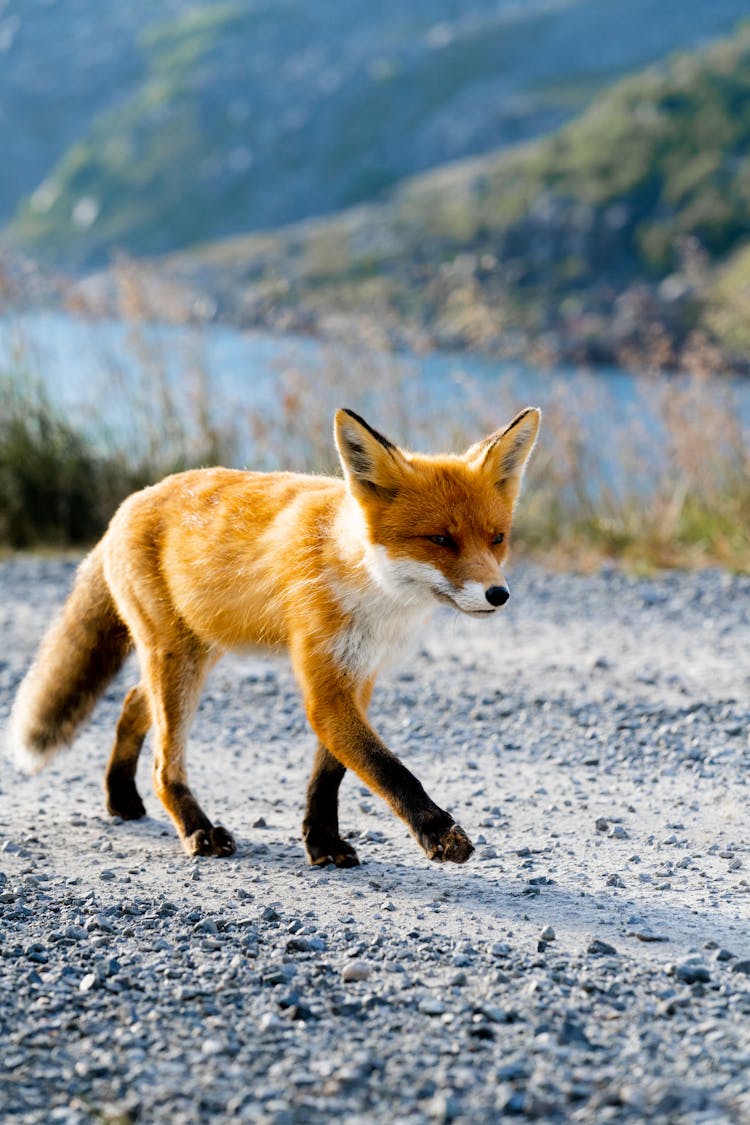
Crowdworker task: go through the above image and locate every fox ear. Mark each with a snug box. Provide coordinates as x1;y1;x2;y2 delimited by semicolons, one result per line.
466;407;541;488
334;409;408;501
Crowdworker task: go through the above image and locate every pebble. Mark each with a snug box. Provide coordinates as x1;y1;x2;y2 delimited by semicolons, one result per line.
342;961;372;983
418;997;446;1016
539;925;556;942
588;939;618;956
629;928;669;943
64;925;89;941
672;958;711;984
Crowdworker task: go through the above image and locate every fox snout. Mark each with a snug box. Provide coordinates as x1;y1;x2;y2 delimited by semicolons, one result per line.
430;576;510;615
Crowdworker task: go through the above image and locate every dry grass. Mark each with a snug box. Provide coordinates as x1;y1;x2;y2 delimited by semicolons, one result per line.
0;265;747;568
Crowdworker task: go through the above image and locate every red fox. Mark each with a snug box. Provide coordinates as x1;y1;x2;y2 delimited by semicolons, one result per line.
9;407;540;866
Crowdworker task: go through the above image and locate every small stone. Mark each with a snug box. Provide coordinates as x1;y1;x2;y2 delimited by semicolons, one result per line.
79;973;97;993
252;817;267;828
539;925;556;942
595;818;609;832
608;825;628;840
606;873;626;887
287;936;326;953
428;1093;461;1120
588;939;618;956
419;997;446;1016
258;1011;284;1032
64;925;89;942
558;1018;592;1047
731;960;750;976
673;958;710;984
91;915;115;934
630;928;669;943
201;1038;225;1056
342;960;372;982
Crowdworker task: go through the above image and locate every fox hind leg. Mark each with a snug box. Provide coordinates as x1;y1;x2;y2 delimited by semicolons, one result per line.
302;742;359;868
148;640;235;858
105;684;151;820
131;632;234;858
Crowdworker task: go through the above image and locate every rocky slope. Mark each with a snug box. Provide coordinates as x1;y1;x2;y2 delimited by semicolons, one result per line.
156;24;750;371
5;0;749;267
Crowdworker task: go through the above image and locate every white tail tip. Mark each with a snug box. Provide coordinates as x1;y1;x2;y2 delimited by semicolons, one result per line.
5;708;47;776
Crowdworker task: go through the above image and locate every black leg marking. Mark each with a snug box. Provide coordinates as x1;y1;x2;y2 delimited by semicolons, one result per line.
303;743;360;868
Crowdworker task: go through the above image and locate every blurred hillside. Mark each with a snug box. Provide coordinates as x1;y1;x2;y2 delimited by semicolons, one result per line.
3;0;749;268
159;25;750;372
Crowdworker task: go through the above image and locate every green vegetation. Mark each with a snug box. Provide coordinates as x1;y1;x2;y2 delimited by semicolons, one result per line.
171;24;750;370
0;361;233;549
0;377;144;548
706;242;750;352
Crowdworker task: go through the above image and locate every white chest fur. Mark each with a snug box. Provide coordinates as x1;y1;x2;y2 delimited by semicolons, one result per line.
329;582;432;678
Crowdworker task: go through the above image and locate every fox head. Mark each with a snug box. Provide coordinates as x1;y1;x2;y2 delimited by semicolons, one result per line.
334;407;540;616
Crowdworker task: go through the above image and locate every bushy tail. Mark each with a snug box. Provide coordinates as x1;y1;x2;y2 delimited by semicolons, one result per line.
9;545;132;773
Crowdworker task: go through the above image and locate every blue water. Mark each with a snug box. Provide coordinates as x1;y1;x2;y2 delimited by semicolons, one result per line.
0;309;640;416
1;311;747;489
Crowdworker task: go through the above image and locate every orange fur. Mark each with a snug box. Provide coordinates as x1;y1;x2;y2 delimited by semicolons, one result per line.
9;407;540;864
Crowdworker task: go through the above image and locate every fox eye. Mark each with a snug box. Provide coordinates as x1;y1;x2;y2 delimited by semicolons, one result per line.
492;532;505;545
427;534;453;547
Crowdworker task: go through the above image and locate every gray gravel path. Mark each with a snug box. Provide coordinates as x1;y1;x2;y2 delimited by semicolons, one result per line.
1;558;749;1124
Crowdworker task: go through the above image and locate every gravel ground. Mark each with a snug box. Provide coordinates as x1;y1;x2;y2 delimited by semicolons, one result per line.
1;557;749;1125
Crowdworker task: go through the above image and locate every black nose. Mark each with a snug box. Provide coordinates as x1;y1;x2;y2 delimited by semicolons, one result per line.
485;585;510;607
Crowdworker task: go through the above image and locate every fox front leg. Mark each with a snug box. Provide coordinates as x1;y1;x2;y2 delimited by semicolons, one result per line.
295;653;473;865
303;741;360;867
302;677;380;868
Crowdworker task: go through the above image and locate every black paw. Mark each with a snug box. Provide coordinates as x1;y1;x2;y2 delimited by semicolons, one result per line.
106;781;146;821
184;825;237;857
417;818;474;864
304;832;360;869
